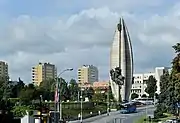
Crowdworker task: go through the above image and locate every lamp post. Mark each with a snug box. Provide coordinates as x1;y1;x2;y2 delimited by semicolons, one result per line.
40;95;43;123
80;86;84;123
56;68;73;122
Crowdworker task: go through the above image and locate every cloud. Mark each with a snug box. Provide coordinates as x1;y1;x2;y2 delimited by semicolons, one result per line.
0;1;180;82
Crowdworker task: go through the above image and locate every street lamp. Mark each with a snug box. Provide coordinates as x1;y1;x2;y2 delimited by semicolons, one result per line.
56;68;73;122
80;86;84;123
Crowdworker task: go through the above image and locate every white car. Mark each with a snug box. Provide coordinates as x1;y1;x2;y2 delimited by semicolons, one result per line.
165;119;178;123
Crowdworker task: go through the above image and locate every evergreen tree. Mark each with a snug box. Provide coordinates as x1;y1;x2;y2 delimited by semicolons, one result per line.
169;43;180;113
145;75;157;98
131;93;139;100
158;70;170;103
68;79;79;101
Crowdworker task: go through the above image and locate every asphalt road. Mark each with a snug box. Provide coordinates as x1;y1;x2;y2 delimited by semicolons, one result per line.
70;105;155;123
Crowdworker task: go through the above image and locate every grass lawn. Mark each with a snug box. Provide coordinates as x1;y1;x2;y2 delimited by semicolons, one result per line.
62;105;107;120
134;115;146;123
134;113;174;123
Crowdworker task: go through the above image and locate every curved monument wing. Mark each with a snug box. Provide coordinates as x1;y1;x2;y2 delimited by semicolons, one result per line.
110;17;133;101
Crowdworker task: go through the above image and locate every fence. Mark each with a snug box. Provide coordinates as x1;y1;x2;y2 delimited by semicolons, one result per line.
106;118;126;123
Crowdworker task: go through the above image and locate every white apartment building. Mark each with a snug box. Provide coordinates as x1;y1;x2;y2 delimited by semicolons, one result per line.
78;65;98;84
131;67;170;97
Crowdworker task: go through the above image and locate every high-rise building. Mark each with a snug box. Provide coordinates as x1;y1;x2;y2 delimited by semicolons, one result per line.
131;67;170;97
78;65;98;84
110;17;134;102
32;62;57;86
0;61;8;79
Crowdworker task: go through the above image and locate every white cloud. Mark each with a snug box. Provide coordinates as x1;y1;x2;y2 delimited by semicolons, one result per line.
0;1;180;82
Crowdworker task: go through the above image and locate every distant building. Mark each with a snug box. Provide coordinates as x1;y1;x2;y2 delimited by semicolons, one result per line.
78;65;98;84
78;82;92;89
131;67;170;97
32;62;57;86
131;73;155;97
0;61;8;79
78;81;110;93
93;81;109;90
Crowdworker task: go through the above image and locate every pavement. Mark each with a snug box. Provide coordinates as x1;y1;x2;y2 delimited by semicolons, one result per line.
69;105;155;123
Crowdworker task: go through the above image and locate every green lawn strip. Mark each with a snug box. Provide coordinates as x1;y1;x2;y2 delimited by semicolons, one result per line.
157;113;174;122
133;115;146;123
134;113;175;123
62;105;107;120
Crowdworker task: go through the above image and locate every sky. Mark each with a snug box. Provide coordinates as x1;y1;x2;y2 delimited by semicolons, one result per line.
0;0;179;83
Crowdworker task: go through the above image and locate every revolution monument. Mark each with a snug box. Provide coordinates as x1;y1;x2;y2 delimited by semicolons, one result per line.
110;17;134;102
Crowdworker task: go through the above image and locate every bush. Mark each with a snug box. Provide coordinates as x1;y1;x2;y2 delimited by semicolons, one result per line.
154;103;167;119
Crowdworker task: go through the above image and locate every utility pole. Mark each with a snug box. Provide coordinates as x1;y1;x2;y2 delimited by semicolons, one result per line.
40;95;43;123
80;86;84;123
78;91;80;102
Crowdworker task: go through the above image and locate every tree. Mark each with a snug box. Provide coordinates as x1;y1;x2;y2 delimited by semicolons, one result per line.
145;75;157;98
11;78;25;98
12;105;33;117
131;93;139;100
169;43;180;113
38;79;55;101
141;94;147;98
0;76;13;102
92;92;106;102
155;43;180;116
58;78;70;101
19;84;37;105
154;71;170;117
68;79;79;101
158;70;170;104
84;87;94;100
172;43;180;53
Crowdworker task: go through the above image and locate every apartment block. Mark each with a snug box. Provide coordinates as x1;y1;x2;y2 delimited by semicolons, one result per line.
131;73;155;97
32;62;57;86
78;65;98;84
0;61;8;79
131;67;170;97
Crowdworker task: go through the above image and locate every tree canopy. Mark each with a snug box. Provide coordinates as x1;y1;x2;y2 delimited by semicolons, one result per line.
131;93;139;100
145;75;157;98
155;43;180;117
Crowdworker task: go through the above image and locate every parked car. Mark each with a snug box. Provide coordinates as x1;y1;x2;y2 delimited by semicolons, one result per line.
165;119;179;123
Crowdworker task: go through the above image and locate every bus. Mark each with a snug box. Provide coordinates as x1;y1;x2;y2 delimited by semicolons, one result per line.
119;102;137;114
133;98;154;105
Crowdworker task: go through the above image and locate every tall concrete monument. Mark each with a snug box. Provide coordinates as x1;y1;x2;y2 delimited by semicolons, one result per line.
110;17;134;102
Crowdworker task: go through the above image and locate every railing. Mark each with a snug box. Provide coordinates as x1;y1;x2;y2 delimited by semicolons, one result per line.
106;117;126;123
106;118;126;123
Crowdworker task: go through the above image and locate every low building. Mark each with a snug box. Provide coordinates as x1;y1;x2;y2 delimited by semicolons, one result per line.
93;81;109;90
78;81;110;91
131;67;170;97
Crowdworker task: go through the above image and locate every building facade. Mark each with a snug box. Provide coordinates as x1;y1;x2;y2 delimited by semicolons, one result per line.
110;17;134;101
78;65;98;84
32;62;57;86
0;61;8;79
131;67;170;97
78;81;109;93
